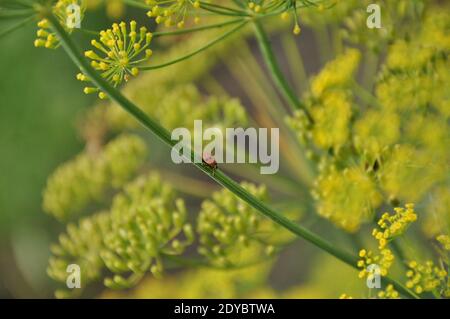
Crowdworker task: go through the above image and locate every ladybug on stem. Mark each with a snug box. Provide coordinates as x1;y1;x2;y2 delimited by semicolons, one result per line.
202;152;218;175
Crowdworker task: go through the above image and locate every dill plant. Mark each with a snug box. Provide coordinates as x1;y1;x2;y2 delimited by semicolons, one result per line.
1;0;449;299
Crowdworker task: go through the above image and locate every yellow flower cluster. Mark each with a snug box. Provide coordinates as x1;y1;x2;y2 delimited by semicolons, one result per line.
379;145;444;203
288;49;360;152
197;182;294;266
313;167;382;232
372;204;417;249
83;21;247;127
376;8;449;116
377;284;399;299
102;173;194;289
248;0;302;35
423;187;450;237
47;172;193;297
310;49;361;97
357;248;394;279
376;69;448;114
145;0;200;28
357;205;418;281
342;205;420;298
310;90;352;150
78;21;153;98
386;11;449;71
405;260;448;295
43;134;147;220
288;6;448;237
35;0;87;49
47;212;111;298
436;235;450;251
341;0;425;51
353;110;400;158
301;0;359;27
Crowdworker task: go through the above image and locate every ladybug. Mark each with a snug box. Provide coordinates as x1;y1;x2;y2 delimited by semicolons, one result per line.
202;152;218;175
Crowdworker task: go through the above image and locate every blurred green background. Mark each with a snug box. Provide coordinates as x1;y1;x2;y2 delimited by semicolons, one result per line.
0;12;102;298
0;5;158;297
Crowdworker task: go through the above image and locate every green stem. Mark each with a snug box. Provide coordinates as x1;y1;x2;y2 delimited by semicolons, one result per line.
0;9;34;19
47;12;418;300
280;34;309;94
199;1;249;16
153;18;244;38
0;0;33;9
122;0;150;10
155;168;219;198
252;20;313;123
0;16;34;39
140;21;248;70
351;80;382;108
199;2;250;17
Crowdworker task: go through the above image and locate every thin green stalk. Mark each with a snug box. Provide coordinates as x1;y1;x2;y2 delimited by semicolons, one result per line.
47;11;418;299
351;80;382;108
75;28;99;36
165;254;274;270
390;240;408;270
199;2;250;17
140;21;248;70
199;1;249;16
280;34;309;94
0;9;34;19
252;21;313;123
74;19;245;40
153;18;244;38
314;25;332;63
156;168;219;198
0;16;34;39
0;0;33;9
122;0;150;10
225;44;314;184
362;49;379;92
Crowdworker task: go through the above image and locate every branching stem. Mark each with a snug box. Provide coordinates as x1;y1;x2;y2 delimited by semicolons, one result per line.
252;21;313;122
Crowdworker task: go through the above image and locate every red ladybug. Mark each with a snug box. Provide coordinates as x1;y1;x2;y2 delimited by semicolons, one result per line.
202;152;218;174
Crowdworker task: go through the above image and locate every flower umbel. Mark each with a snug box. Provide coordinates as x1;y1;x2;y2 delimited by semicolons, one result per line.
78;21;153;99
35;0;87;49
145;0;200;28
377;284;399;299
197;182;295;267
43;134;147;220
405;260;448;296
357;248;394;279
101;173;194;289
47;173;194;297
372;204;418;250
